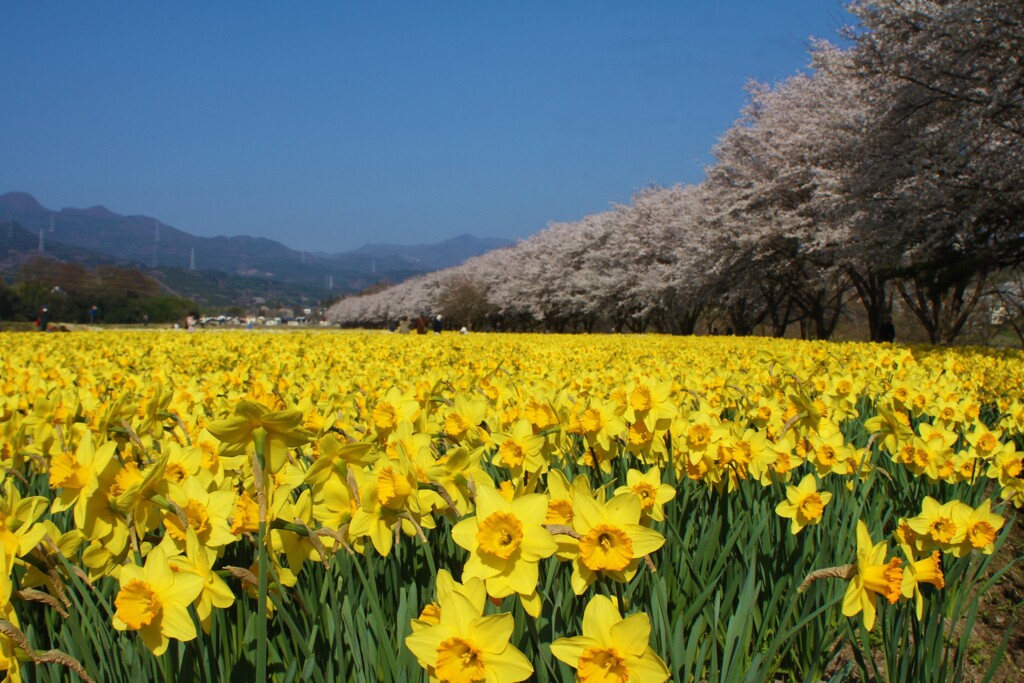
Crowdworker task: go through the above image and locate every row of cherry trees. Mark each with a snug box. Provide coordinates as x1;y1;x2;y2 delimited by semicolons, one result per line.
330;0;1023;343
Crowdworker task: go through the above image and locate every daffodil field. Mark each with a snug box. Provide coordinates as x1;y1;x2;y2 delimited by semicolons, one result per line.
1;330;1022;682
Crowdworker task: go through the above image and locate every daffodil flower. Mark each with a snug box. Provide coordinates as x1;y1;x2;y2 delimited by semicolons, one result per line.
410;569;486;633
951;499;1004;556
404;590;533;683
907;496;964;552
491;418;548;477
112;545;205;655
1;545;23;681
166;530;236;632
899;542;944;619
0;480;49;564
775;473;831;534
613;467;676;523
451;482;557;617
567;492;665;595
206;399;312;473
842;520;904;631
550;594;669;683
158;475;238;554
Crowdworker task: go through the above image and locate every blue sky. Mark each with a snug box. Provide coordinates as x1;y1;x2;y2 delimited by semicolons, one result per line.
1;2;853;252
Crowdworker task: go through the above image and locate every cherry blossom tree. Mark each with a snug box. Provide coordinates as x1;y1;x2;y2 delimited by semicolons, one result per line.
839;0;1024;343
330;0;1022;344
704;56;865;338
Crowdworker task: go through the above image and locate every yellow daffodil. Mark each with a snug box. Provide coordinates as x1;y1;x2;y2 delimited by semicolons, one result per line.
369;386;421;437
573;398;626;472
167;530;236;632
775;473;831;534
230;491;260;535
442;396;488;446
0;480;49;562
404;589;533;683
613;467;676;523
311;474;354;535
624;377;676;430
48;427;118;514
950;499;1004;556
206;399;312;473
568;492;665;595
728;427;776;486
808;427;857;477
842;520;904;631
899;542;944;619
522;397;559;432
907;496;964;552
410;569;486;633
1002;478;1024;509
985;443;1022;486
348;464;429;556
491;418;548;477
159;475;238;554
550;594;669;683
418;443;492;518
895;430;951;482
161;442;203;486
112;545;204;655
1;545;22;681
451;482;557;617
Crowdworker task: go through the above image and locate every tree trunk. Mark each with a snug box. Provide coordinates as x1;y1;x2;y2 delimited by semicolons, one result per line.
846;268;891;342
897;269;988;345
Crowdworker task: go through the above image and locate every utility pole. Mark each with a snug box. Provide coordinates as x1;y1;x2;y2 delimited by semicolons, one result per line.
189;247;196;271
38;227;45;253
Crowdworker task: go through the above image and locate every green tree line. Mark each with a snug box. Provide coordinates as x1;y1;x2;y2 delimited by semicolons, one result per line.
0;257;196;325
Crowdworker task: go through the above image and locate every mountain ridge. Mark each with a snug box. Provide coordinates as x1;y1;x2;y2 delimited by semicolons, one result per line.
0;192;513;301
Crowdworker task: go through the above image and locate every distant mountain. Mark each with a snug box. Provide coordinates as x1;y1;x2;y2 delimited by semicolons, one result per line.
0;192;512;304
324;234;514;272
0;220;133;270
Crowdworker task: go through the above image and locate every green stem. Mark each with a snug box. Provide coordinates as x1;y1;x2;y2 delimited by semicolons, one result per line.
161;642;174;683
524;608;551;680
254;429;270;682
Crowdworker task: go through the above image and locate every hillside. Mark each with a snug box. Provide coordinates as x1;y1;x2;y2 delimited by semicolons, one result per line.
0;192;512;307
